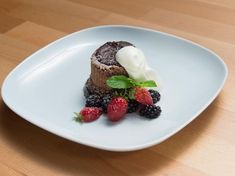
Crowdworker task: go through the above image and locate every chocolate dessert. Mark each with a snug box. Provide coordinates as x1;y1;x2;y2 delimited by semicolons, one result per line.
84;41;133;97
75;41;162;123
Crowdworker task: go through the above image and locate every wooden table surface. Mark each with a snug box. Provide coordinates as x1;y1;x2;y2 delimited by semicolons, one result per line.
0;0;235;175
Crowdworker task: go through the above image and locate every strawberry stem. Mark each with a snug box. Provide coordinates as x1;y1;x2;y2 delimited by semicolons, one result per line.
128;88;135;99
74;112;83;122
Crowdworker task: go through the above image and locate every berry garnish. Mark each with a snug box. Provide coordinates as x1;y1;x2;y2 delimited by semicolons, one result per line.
74;107;102;123
148;89;161;104
127;100;140;113
133;87;153;105
101;94;112;113
85;94;102;107
107;96;128;121
139;105;161;119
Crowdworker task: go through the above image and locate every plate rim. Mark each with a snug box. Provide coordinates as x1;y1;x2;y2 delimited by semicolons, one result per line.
1;25;228;151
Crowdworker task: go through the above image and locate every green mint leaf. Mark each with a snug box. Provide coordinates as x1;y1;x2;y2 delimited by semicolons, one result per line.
136;80;157;87
106;75;157;89
106;75;134;89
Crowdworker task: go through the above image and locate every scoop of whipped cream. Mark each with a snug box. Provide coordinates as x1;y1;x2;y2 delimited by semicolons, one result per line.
116;46;158;84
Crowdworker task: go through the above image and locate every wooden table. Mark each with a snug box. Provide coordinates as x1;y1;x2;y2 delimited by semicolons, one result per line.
0;0;234;175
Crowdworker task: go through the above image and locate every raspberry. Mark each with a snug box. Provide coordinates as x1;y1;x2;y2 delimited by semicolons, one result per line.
85;94;102;108
127;100;140;113
148;89;161;104
139;105;161;119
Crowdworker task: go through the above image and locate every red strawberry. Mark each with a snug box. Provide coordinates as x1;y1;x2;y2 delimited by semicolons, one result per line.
74;107;102;123
107;97;128;122
134;87;153;105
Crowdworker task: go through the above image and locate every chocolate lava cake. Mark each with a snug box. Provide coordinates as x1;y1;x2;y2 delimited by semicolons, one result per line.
84;41;133;97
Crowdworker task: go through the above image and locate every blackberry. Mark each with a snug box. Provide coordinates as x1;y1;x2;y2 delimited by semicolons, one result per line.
101;94;112;113
127;100;140;113
85;94;102;107
148;89;161;104
139;105;161;119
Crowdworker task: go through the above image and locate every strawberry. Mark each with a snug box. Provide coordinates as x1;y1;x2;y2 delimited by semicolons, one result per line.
74;107;102;123
133;87;153;105
107;97;128;122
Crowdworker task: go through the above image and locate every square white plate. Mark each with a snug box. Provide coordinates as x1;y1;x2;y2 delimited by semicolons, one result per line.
1;25;227;151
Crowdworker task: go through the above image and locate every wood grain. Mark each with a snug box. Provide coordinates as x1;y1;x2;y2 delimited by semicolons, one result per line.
0;0;234;175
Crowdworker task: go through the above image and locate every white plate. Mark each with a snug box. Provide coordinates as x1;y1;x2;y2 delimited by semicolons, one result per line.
1;25;228;151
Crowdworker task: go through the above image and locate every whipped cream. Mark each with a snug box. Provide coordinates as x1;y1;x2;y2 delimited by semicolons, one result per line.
116;46;158;84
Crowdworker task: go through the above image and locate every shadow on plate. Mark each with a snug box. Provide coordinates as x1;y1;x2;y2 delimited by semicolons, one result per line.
0;97;219;175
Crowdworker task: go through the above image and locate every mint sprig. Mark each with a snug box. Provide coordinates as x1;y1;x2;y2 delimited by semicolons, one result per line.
106;75;157;89
135;80;157;87
106;75;134;89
